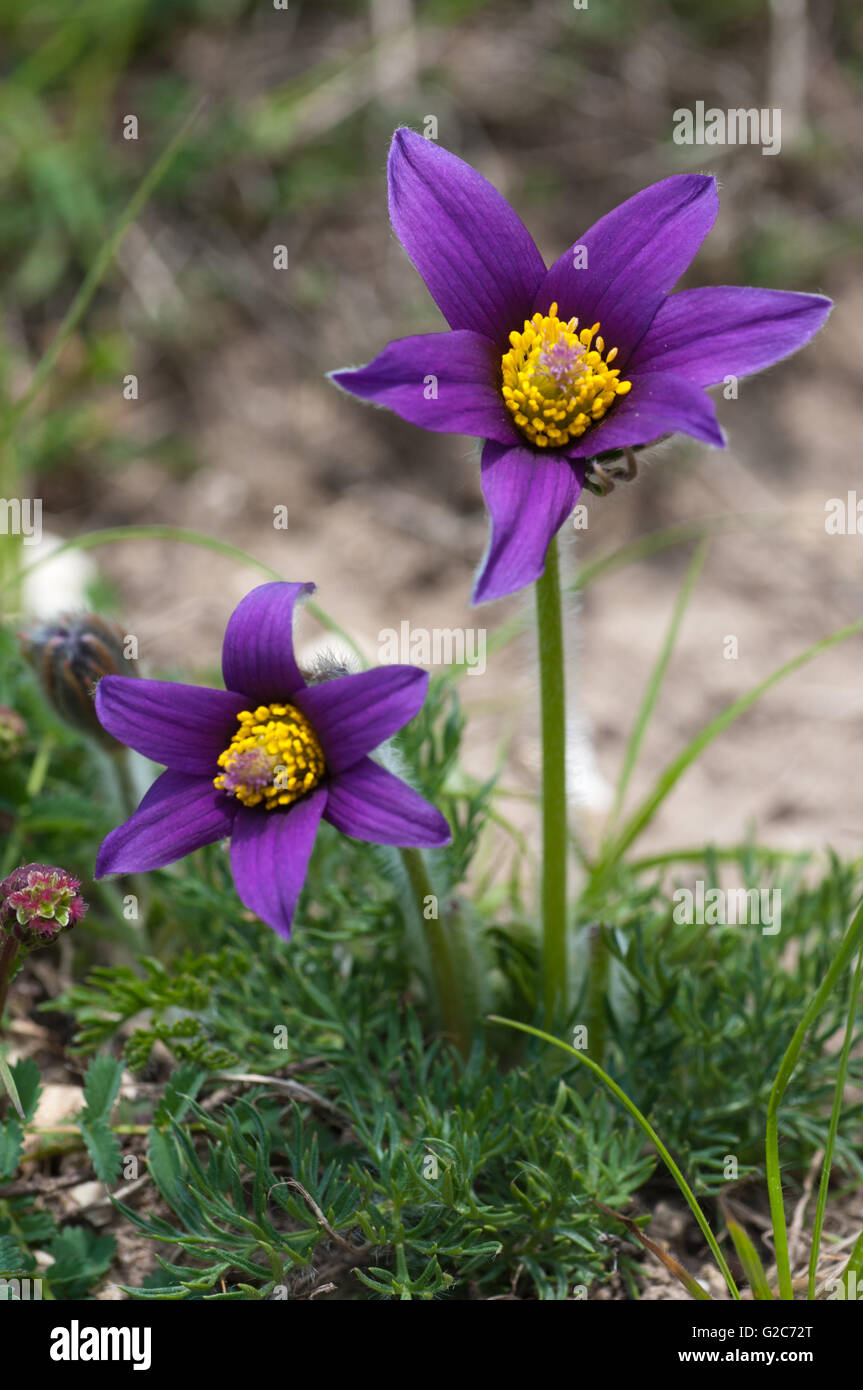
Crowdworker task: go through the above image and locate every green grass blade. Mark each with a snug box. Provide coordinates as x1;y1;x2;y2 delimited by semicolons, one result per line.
437;512;789;687
595;616;863;883
570;511;787;595
766;897;863;1300
727;1218;775;1299
6;524;363;661
488;1014;740;1299
628;845;810;872
0;1052;25;1120
607;539;708;832
838;1228;863;1297
807;943;863;1298
1;100;204;443
595;1200;711;1300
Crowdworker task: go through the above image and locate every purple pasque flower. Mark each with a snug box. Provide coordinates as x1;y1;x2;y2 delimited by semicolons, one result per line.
0;863;88;946
331;129;832;604
94;582;451;940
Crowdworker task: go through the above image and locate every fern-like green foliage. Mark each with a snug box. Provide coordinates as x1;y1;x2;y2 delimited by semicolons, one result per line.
3;608;863;1298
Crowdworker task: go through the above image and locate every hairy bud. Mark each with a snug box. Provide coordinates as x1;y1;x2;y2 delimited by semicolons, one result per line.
21;614;137;746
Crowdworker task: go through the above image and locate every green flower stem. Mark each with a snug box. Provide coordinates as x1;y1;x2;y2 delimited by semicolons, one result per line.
0;932;24;1116
1;738;49;1117
585;924;609;1067
0;935;19;1024
535;532;568;1023
400;846;471;1059
104;749;152;950
0;734;55;878
110;747;140;821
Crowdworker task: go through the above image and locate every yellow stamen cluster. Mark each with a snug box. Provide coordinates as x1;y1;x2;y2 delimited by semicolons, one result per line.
501;302;632;447
214;703;325;810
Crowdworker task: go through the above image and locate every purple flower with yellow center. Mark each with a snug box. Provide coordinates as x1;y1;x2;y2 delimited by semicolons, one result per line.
331;129;832;604
0;863;87;946
93;582;451;939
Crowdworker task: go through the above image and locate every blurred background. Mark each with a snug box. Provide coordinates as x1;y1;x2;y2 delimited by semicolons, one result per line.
2;0;862;861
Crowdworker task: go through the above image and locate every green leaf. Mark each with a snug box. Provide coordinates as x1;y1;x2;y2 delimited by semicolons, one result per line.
596;1200;711;1301
80;1117;122;1186
9;1057;42;1124
82;1053;123;1122
45;1226;116;1300
0;1053;25;1120
154;1064;206;1128
0;1235;26;1277
0;1118;23;1180
119;1281;193;1300
727;1218;775;1300
838;1227;863;1297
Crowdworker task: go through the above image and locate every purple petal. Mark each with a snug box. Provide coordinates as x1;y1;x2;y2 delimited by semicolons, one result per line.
388;127;546;346
325;757;451;848
472;443;583;605
330;330;519;446
293;666;428;774
565;369;724;458
95;770;237;876
221;582;314;703
229;790;327;939
95;676;246;774
628;285;833;385
535;175;719;361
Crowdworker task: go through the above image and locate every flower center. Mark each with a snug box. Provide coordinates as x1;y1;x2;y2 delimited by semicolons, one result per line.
215;703;326;810
501;303;631;448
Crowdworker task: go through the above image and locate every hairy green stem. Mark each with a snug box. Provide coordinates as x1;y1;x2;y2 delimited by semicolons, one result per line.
585;924;609;1066
104;749;153;949
0;935;19;1023
110;747;140;821
400;846;471;1059
535;533;568;1023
